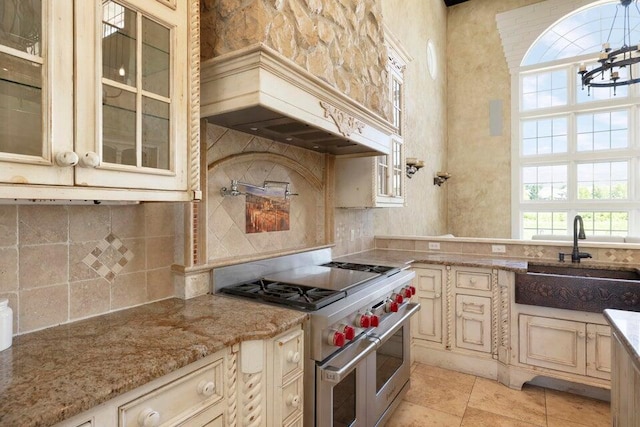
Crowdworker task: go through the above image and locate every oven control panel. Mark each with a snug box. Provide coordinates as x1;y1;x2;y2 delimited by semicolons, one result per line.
323;283;416;348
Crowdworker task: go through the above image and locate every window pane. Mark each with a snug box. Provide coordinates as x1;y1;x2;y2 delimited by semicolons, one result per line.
576;110;628;151
577;161;628;200
103;85;136;166
578;211;628;236
522;211;568;238
521;117;568;155
102;1;137;86
0;0;42;55
142;17;170;98
522;165;567;200
142;96;169;169
0;52;42;156
521;70;567;111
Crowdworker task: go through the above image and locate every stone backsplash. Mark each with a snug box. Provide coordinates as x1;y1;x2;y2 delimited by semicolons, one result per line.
200;0;390;120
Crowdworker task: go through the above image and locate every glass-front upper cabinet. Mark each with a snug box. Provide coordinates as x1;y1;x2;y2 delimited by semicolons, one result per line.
0;0;194;201
0;0;74;185
74;0;189;194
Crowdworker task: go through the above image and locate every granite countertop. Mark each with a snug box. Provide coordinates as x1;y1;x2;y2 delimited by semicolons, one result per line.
0;295;307;427
336;248;639;274
335;249;529;272
604;309;640;373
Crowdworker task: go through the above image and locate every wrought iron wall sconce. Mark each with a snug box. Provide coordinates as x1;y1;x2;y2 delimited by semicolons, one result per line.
406;158;424;179
433;172;451;186
220;180;298;199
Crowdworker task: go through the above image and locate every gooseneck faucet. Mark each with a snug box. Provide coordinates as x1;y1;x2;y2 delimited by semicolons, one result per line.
571;215;592;263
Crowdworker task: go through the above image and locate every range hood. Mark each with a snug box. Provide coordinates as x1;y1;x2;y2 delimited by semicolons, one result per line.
200;44;394;156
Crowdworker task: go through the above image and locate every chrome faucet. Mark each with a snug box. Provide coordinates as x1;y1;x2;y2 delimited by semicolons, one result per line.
571;215;592;263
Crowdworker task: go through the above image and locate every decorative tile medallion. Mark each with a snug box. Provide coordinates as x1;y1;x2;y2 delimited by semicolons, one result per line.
603;249;635;263
83;233;134;282
522;245;547;258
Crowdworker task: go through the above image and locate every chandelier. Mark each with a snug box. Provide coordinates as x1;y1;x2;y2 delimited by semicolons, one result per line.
578;0;640;95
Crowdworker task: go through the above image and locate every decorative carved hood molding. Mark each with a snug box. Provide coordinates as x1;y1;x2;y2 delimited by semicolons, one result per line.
200;44;394;156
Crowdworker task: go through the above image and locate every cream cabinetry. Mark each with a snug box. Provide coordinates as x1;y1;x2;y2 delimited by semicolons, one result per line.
518;314;610;380
0;0;198;202
610;328;640;426
55;348;228;427
412;264;508;378
411;266;445;345
55;324;304;427
455;294;492;354
334;29;409;209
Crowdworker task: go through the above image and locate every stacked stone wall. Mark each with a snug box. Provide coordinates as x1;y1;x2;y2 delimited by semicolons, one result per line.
200;0;390;119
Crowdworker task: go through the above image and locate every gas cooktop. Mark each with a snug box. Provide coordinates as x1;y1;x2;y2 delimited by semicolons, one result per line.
219;261;401;311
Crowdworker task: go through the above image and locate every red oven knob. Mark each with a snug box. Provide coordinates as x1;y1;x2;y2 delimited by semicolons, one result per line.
341;325;356;340
328;330;346;347
410;286;416;296
392;293;404;304
354;314;371;328
370;315;380;327
402;287;413;299
385;300;399;313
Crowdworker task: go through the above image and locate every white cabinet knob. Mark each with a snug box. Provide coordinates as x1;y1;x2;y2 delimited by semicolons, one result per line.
55;151;79;167
434;293;441;298
137;408;160;427
587;333;595;341
577;331;586;338
287;350;301;364
197;380;216;397
78;151;101;168
469;277;477;284
286;394;300;408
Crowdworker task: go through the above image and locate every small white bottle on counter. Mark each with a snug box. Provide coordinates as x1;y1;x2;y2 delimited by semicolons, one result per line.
0;298;13;352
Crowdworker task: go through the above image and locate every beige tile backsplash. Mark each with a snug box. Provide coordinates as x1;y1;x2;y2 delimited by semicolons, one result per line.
0;203;179;335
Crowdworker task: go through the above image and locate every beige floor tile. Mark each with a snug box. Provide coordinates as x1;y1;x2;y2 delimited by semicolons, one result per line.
467;378;546;426
545;389;610;427
461;407;541;426
385;400;462;427
403;363;476;417
547;416;591;427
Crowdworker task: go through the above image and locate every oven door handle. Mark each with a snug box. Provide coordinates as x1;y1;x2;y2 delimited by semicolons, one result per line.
369;302;420;345
319;339;378;383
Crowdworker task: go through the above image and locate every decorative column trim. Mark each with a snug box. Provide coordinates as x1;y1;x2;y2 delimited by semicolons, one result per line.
188;0;201;195
492;269;499;359
227;345;239;427
445;266;452;350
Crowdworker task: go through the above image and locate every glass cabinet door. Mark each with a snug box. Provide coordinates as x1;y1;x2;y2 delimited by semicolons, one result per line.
0;0;74;185
75;0;188;192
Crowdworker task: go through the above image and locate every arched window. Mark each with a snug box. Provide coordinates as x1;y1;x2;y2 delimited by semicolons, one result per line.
515;0;640;239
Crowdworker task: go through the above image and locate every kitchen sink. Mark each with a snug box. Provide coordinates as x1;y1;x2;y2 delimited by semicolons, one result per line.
515;263;640;313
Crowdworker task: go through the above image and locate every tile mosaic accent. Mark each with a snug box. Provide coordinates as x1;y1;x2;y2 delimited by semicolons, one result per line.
602;249;635;263
82;233;134;282
522;245;547;258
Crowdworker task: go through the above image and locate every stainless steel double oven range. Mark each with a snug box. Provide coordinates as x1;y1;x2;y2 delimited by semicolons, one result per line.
213;248;420;427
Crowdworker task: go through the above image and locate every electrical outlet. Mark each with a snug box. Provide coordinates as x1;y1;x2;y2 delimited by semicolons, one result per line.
428;242;440;250
492;244;506;253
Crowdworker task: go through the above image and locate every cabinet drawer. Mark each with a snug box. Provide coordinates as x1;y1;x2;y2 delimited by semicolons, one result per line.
280;375;303;425
119;357;224;427
456;270;491;291
274;328;304;385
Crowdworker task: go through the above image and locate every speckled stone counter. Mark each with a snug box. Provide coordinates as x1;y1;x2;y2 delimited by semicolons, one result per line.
335;249;529;272
0;295;307;427
604;309;640;372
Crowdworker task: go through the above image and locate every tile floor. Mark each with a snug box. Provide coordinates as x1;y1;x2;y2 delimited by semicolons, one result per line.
387;363;611;426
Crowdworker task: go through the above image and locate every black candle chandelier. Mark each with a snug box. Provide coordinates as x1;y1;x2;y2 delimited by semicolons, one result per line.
578;0;640;95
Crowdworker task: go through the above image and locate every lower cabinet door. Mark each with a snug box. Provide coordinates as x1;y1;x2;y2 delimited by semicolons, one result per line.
455;294;491;353
586;324;611;380
519;315;586;375
413;268;443;344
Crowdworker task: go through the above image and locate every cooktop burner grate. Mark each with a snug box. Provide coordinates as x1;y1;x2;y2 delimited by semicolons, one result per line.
321;261;398;275
220;279;346;311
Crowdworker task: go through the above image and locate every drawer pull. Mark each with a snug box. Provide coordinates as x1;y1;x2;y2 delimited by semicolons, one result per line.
197;380;216;397
138;408;160;427
286;394;301;408
287;350;301;364
469;277;477;284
